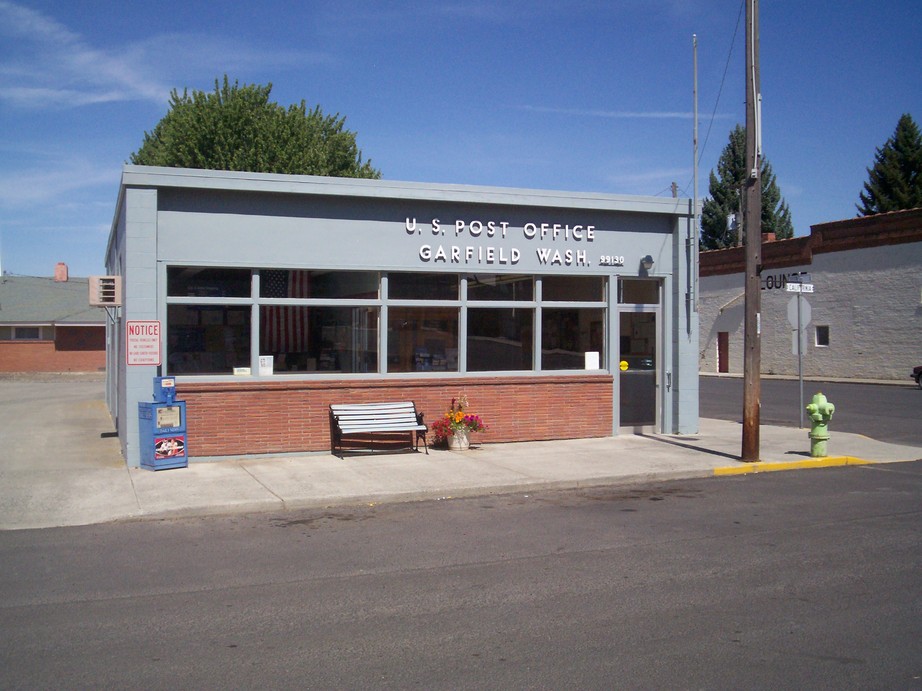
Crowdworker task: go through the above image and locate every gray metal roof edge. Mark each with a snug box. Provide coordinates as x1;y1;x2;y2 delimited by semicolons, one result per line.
106;180;125;267
119;165;694;216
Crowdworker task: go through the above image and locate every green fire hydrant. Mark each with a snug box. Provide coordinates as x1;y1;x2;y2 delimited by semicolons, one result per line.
806;392;835;457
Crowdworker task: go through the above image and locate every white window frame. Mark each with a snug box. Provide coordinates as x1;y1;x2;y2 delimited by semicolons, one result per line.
12;326;43;340
814;324;830;348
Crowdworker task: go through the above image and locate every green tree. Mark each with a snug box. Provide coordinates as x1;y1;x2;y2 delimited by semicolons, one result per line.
857;113;922;215
130;76;380;179
700;125;794;249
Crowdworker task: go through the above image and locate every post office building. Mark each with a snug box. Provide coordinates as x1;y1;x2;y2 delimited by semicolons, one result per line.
105;166;699;467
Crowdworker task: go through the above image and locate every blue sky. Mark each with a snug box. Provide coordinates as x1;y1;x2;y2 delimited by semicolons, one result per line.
1;0;919;277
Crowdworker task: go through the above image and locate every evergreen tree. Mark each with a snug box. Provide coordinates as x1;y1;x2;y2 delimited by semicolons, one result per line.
857;113;922;215
760;159;793;238
700;125;794;249
131;76;380;179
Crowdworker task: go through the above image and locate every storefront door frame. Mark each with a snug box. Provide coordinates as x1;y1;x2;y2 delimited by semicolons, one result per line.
616;280;663;433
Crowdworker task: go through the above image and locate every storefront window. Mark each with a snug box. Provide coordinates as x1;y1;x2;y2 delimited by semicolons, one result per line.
260;270;378;299
163;267;610;377
619;279;658;304
467;274;533;301
542;308;605;370
467;308;533;371
542;275;605;302
387;307;458;372
260;305;378;373
388;273;458;300
168;267;251;297
167;305;251;374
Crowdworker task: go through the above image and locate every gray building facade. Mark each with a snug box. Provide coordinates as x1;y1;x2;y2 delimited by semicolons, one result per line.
106;166;699;467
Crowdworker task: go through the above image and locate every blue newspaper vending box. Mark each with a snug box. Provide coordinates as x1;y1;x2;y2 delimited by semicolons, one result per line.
138;376;188;470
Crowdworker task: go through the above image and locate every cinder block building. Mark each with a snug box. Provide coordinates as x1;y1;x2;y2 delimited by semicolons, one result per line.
699;208;922;382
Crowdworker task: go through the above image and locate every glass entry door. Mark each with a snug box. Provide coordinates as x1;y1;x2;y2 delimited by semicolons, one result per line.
619;311;657;428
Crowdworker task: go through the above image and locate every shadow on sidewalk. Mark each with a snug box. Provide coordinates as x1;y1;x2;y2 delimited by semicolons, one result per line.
640;433;741;462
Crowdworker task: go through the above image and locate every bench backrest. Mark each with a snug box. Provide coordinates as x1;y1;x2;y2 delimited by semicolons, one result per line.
330;401;423;428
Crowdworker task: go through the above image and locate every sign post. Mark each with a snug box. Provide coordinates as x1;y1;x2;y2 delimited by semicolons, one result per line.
786;277;814;427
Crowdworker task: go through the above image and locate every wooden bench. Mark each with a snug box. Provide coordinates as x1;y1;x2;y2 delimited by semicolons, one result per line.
329;401;428;457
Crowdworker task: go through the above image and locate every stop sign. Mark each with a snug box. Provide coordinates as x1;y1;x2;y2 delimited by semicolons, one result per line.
787;296;811;329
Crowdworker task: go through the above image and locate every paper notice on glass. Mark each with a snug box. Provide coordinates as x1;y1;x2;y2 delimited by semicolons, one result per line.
584;351;600;370
258;355;274;376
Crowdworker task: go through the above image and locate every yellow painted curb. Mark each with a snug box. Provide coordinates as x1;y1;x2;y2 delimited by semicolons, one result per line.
714;456;874;476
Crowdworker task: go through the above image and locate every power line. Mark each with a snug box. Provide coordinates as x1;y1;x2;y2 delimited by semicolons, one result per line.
678;0;746;198
699;0;746;167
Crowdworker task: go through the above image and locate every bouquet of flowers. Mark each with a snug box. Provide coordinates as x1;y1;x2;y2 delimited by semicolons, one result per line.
431;394;487;444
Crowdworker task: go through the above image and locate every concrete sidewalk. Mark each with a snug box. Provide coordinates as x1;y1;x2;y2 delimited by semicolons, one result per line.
2;377;920;531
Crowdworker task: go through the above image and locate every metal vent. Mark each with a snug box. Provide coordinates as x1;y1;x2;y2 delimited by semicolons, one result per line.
88;275;122;307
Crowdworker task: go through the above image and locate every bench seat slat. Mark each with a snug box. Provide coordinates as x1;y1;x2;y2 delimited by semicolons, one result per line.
336;416;422;424
331;402;416;411
338;423;425;431
337;417;423;427
338;421;423;429
339;425;426;434
335;415;421;423
333;410;416;420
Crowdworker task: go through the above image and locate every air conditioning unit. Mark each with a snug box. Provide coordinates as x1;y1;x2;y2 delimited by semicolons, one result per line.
89;275;122;307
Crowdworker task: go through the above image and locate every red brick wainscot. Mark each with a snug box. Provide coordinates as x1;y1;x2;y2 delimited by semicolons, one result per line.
177;374;614;458
0;333;105;372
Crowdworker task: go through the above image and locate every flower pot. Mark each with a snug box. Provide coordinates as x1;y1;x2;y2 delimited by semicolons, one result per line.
449;429;470;451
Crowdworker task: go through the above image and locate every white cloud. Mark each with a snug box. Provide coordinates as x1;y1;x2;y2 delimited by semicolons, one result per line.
0;0;169;107
0;1;331;110
521;105;734;120
127;33;334;81
0;161;117;207
0;86;144;108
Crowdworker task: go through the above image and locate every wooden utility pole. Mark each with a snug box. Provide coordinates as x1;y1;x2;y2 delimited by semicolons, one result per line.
741;0;762;462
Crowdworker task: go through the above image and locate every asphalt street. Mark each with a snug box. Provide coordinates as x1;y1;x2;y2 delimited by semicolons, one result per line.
701;376;922;446
1;461;920;689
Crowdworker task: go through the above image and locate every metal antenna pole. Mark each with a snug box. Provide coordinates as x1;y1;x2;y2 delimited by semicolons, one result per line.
797;288;804;428
693;33;699;314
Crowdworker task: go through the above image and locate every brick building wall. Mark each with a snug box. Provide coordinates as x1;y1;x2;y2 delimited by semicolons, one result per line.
0;330;106;372
55;326;106;352
178;374;613;458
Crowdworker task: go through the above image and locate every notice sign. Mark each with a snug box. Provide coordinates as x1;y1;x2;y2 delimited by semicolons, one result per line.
127;320;161;366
